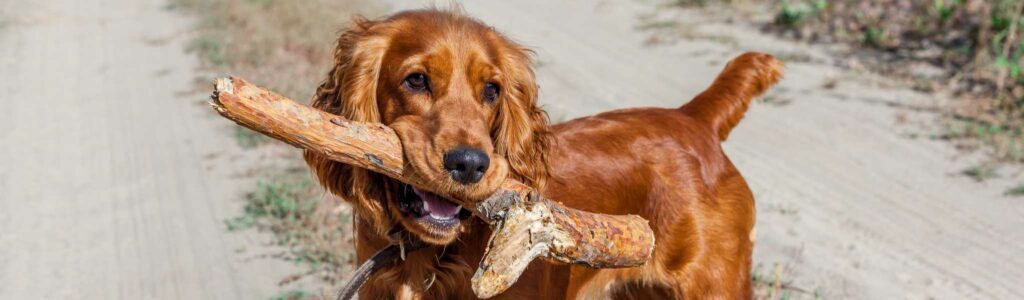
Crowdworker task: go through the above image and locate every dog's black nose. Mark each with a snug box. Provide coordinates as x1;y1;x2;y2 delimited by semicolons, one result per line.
443;146;489;184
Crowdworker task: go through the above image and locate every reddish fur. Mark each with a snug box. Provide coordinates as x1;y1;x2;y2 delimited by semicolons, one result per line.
305;9;782;299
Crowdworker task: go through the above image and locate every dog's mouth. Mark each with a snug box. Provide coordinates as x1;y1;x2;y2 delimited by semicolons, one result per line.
395;182;472;243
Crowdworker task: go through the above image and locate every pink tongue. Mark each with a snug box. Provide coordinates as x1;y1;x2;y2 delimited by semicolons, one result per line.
413;188;461;219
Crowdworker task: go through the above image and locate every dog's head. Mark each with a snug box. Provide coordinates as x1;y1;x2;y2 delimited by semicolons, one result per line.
305;10;549;245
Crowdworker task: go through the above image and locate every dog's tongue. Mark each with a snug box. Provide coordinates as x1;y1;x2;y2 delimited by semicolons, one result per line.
413;188;462;220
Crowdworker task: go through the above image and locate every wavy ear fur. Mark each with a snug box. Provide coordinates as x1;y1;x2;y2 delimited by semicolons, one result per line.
493;46;550;190
304;17;394;234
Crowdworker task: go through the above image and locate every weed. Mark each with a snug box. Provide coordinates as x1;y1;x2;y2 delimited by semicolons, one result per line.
269;288;317;300
635;19;680;31
774;0;825;27
864;26;886;48
1006;183;1024;196
933;0;959;24
751;263;814;300
675;0;711;6
962;164;998;181
226;168;356;292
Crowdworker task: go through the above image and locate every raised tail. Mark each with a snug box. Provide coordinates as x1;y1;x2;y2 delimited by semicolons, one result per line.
680;52;783;141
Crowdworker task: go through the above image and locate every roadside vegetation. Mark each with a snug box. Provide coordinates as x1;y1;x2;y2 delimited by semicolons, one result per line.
672;0;1024;195
224;165;355;297
752;263;822;300
170;0;383;298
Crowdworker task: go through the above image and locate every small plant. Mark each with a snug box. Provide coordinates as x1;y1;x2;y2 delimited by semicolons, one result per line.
675;0;710;7
933;0;958;24
226;175;316;231
864;26;886;47
226;169;356;292
961;164;998;181
269;289;317;300
774;0;825;27
751;263;815;300
1006;183;1024;196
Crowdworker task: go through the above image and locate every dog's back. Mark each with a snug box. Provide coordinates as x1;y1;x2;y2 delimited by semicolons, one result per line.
531;52;782;298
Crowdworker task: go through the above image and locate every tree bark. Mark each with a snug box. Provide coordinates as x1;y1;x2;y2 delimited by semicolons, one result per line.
209;77;655;298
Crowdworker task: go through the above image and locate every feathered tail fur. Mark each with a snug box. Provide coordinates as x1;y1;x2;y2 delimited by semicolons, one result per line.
680;52;783;140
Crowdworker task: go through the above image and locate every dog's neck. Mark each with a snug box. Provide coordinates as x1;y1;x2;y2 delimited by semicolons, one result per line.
353;216;491;297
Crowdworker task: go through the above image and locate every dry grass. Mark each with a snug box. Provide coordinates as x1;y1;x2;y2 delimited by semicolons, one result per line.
169;0;384;298
751;263;821;300
171;0;384;100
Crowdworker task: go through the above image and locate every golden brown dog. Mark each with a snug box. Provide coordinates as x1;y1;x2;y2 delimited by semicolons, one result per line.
305;9;782;299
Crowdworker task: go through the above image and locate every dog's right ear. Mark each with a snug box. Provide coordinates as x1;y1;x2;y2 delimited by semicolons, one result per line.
305;16;394;234
310;16;389;122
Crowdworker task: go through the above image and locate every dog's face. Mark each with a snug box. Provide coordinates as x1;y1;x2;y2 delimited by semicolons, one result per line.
305;10;549;245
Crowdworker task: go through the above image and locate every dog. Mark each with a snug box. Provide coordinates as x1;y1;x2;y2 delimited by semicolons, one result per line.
304;9;782;299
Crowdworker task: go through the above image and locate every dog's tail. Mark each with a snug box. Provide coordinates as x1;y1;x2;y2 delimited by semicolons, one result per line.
680;52;783;141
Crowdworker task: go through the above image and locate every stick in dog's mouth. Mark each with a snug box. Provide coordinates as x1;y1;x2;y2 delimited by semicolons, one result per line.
210;76;655;298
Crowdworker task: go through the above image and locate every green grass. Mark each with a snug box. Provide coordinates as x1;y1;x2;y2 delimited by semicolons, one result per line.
961;164;999;181
774;0;825;27
1005;182;1024;196
226;168;356;295
226;176;317;232
751;263;820;300
269;289;317;300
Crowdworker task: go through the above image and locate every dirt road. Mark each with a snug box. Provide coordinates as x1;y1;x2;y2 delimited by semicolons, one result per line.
0;0;296;298
385;0;1024;298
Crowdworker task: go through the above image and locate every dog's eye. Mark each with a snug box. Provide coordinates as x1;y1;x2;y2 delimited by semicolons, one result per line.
482;83;500;103
404;73;429;92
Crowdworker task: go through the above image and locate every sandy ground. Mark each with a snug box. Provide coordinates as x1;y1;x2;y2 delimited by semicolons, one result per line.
0;0;299;298
2;0;1023;299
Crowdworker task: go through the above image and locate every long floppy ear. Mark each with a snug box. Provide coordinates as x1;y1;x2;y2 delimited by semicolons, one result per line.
304;16;394;234
493;46;551;190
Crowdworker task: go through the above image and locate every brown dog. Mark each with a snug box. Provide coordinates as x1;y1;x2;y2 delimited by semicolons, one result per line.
304;9;782;299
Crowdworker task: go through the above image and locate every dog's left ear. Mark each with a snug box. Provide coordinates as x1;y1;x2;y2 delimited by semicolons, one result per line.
493;47;550;189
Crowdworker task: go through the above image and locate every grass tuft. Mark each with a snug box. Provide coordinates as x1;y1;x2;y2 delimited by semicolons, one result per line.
226;166;356;295
269;288;318;300
751;263;818;300
961;164;999;181
1005;182;1024;196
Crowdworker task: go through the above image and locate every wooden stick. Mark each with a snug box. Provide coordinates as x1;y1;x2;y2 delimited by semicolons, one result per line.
209;77;655;298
